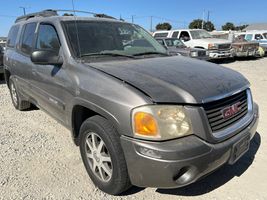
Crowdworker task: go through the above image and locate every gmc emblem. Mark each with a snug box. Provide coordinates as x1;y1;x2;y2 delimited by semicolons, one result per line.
221;102;241;119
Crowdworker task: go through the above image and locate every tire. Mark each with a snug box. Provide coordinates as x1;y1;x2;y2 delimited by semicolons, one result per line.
9;78;31;111
79;116;131;195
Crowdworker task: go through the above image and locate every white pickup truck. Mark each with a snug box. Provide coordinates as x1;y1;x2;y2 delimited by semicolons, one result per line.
153;29;232;59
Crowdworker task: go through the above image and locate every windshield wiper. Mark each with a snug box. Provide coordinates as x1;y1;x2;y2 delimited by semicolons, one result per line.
80;52;135;58
132;51;168;56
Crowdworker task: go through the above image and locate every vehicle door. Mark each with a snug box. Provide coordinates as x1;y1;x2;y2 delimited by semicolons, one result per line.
31;23;70;124
11;23;37;99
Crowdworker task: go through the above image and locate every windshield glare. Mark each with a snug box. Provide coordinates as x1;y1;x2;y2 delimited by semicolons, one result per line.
165;39;185;47
190;30;212;39
63;21;167;58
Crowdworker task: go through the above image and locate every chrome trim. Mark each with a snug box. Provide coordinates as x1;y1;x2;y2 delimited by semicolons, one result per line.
201;85;250;104
211;89;254;140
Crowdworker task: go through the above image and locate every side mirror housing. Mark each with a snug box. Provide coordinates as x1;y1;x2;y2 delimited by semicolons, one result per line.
31;50;63;65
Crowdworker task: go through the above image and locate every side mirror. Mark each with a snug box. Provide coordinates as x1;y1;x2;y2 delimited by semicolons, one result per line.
31;50;63;65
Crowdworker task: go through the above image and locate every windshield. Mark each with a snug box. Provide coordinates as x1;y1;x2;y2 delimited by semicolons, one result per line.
63;21;167;58
263;33;267;39
164;38;186;47
190;30;212;39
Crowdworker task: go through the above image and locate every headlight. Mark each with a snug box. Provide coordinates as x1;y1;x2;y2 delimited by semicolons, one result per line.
190;51;198;57
132;105;192;140
208;43;218;50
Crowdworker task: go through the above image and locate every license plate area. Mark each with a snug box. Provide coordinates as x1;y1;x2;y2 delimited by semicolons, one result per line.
229;135;250;165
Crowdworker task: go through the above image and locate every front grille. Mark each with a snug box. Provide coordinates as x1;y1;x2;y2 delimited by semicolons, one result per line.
198;51;206;57
203;90;248;132
218;43;231;50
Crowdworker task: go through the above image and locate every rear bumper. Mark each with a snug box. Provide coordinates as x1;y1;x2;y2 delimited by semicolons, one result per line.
121;103;259;188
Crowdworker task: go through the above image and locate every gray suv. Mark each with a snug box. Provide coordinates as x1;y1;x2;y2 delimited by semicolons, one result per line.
4;10;259;195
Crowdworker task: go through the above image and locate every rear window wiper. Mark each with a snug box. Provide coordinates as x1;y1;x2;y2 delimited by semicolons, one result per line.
80;52;135;58
132;51;169;56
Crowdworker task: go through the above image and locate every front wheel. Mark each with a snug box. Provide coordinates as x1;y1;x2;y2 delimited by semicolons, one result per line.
79;116;131;195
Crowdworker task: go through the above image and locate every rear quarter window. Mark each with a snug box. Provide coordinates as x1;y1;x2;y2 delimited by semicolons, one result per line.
7;25;20;48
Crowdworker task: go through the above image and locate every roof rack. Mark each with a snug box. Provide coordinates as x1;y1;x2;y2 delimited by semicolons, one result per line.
15;9;58;23
15;9;117;23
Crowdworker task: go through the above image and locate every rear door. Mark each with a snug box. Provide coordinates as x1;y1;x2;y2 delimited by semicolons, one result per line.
11;22;37;98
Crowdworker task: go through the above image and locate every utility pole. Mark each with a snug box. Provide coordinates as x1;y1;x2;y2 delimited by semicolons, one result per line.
131;15;134;23
150;16;153;32
202;10;205;29
19;6;26;15
207;10;211;22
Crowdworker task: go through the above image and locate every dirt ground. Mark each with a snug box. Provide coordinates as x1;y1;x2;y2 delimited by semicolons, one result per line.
0;58;266;200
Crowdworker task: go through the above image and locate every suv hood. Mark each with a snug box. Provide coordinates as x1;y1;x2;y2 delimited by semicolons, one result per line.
87;56;249;104
196;38;231;44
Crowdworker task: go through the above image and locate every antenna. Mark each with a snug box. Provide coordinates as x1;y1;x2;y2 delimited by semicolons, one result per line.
71;0;82;58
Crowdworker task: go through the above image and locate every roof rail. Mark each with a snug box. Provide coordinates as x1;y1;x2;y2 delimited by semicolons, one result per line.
15;9;58;23
15;9;117;23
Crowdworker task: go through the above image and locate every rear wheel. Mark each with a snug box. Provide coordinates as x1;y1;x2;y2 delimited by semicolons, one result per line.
9;79;31;110
79;116;131;195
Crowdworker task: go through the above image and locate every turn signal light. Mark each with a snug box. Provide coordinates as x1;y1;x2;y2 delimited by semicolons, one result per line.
134;112;159;137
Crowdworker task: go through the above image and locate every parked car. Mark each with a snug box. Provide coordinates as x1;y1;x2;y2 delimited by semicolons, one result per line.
236;31;267;53
211;32;260;57
232;35;260;57
153;29;232;59
155;37;209;60
0;46;4;75
4;10;259;195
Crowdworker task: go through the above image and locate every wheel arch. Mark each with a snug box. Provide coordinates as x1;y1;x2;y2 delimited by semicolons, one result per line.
71;99;120;146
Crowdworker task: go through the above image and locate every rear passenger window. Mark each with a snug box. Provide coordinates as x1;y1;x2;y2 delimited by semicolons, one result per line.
36;24;60;52
154;32;168;38
21;23;37;55
7;25;20;48
172;31;179;38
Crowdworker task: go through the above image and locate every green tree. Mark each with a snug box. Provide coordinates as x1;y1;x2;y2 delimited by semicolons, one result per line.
235;24;248;31
155;22;172;30
204;21;215;31
189;19;215;31
189;19;203;29
222;22;235;31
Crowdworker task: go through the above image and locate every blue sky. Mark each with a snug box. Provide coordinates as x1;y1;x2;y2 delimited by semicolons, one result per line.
1;0;267;36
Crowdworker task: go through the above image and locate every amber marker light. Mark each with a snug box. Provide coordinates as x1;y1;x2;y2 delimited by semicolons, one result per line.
134;112;159;137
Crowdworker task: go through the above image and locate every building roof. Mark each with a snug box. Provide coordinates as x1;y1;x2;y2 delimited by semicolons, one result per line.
244;23;267;31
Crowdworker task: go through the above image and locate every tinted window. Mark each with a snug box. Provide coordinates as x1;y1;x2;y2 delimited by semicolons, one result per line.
171;31;179;38
156;39;163;45
36;24;60;52
179;31;191;41
154;32;168;38
255;34;263;40
7;25;20;48
21;23;37;55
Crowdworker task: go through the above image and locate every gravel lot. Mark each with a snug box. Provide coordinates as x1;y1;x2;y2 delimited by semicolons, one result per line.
0;58;267;200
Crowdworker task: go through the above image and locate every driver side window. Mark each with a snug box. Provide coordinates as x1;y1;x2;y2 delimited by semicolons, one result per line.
179;31;190;41
36;24;60;52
